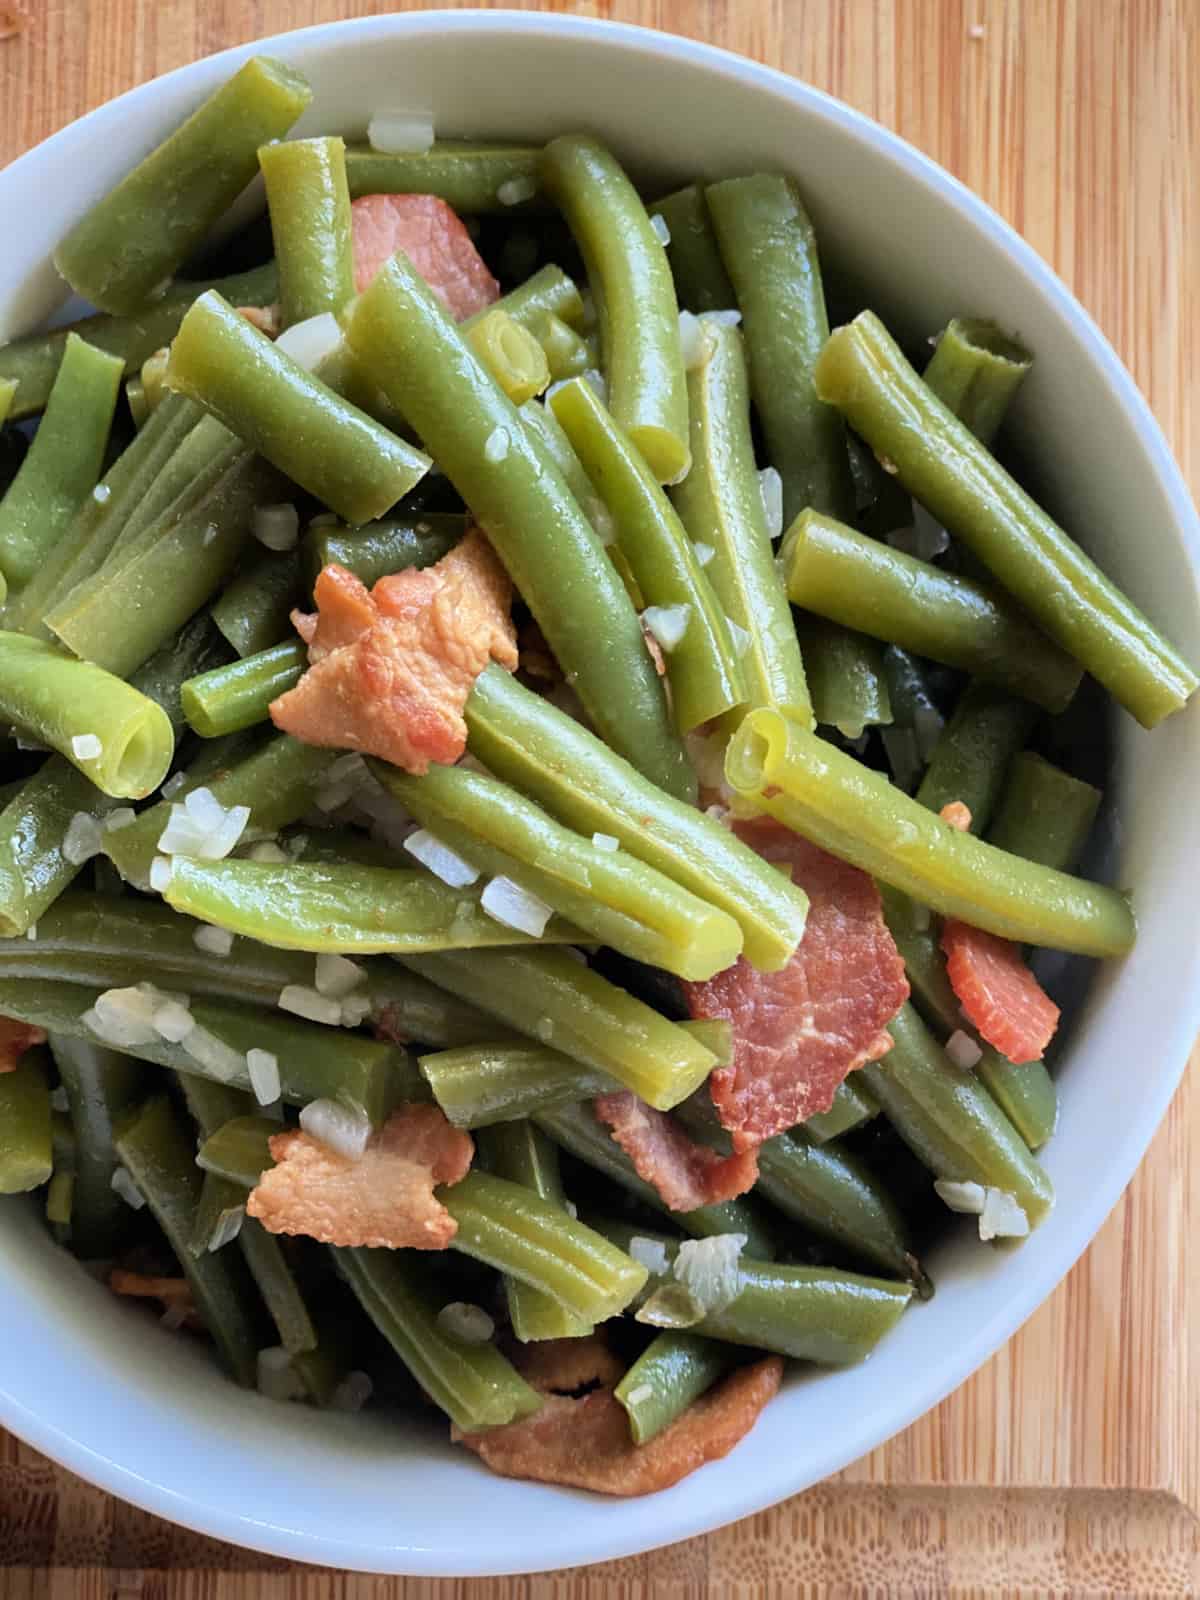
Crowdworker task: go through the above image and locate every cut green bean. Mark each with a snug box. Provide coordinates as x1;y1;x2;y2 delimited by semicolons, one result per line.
126;376;149;428
706;174;853;524
344;252;691;800
260;136;354;327
191;1170;250;1254
181;639;304;737
466;309;550;405
649;186;736;313
670;322;814;732
0;379;16;424
541;135;689;482
239;1217;319;1354
804;1077;881;1144
420;1041;618;1128
463;264;585;335
375;760;742;980
50;1034;146;1257
549;374;746;731
515;399;597;514
726;708;1134;957
114;1094;265;1385
814;312;1198;728
780;509;1083;714
196;1115;277;1188
344;140;546;213
879;884;960;1037
335;1246;541;1432
615;1331;734;1444
915;682;1037;832
465;666;809;972
303;512;464;591
530;312;591;381
923;318;1032;449
988;751;1101;872
0;335;124;590
212;547;304;658
403;947;716;1112
0;1049;53;1193
794;617;892;738
0;760;119;937
55;58;310;314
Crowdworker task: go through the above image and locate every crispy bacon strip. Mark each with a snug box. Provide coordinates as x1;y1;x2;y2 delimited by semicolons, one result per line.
271;528;518;773
350;193;500;319
246;1103;473;1250
941;920;1060;1063
684;819;908;1151
0;1015;46;1074
109;1271;202;1330
594;1090;760;1209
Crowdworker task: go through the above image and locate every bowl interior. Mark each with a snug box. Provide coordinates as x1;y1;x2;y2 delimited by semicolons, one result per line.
1;11;1198;1576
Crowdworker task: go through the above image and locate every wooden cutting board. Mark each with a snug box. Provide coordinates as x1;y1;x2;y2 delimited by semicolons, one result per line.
1;1;1196;1592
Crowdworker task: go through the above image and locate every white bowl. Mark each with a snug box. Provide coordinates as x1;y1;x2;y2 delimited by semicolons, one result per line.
2;9;1198;1577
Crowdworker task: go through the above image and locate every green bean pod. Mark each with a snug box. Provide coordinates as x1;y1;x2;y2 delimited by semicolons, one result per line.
195;1114;277;1188
374;760;742;980
344;140;546;212
212;547;304;659
259;136;354;327
549;374;747;731
0;335;124;590
915;682;1037;831
0;1049;53;1193
804;1077;880;1144
878;884;960;1037
541;135;689;482
464;264;585;335
670;321;814;732
923;318;1033;448
239;1216;320;1354
530;312;591;381
191;1170;251;1255
814;312;1198;727
101;414;243;577
726;708;1134;957
55;58;311;314
780;509;1083;714
303;512;464;591
794;617;892;738
465;666;809;972
0;760;118;937
649;185;736;314
343;252;691;801
419;1041;617;1128
514;399;598;514
0;379;16;423
466;309;550;405
50;1034;146;1257
181;640;304;737
988;751;1101;871
615;1331;734;1443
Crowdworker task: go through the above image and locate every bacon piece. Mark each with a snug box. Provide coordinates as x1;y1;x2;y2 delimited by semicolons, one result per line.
683;819;908;1151
236;304;282;337
271;528;518;774
517;1335;625;1397
109;1271;202;1330
594;1090;760;1209
457;1356;783;1496
939;800;972;832
0;1015;46;1073
941;920;1059;1063
246;1103;473;1250
350;194;500;319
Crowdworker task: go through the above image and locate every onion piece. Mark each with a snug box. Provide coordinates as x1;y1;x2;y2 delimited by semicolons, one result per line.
299;1098;371;1159
403;828;479;887
642;604;691;653
253;503;299;552
367;109;435;154
246;1047;281;1106
275;312;344;372
945;1029;983;1069
480;875;553;937
436;1301;496;1344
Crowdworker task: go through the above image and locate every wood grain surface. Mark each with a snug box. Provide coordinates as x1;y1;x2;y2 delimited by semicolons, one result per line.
1;1;1197;1593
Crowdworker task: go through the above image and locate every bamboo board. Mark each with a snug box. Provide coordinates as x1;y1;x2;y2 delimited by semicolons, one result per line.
0;1;1197;1592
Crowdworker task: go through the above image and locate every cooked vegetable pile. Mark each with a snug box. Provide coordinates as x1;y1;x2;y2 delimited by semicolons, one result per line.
0;55;1189;1496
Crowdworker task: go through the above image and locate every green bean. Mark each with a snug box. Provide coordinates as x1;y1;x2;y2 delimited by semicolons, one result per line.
533;1101;777;1261
879;884;960;1037
239;1217;319;1354
343;253;691;800
441;1168;646;1323
477;1122;592;1341
344;140;546;213
114;1095;265;1384
549;375;746;731
541;135;689;482
863;1003;1054;1226
375;761;742;980
0;1049;53;1193
514;399;597;513
211;547;303;659
0;379;16;424
56;59;310;314
164;857;583;953
923;318;1032;449
669;322;814;732
178;1074;252;1141
126;376;149;428
726;708;1134;957
367;965;501;1050
706;174;853;524
615;1331;734;1443
463;264;585;334
780;509;1083;714
815;312;1198;727
794;617;892;738
105;732;335;889
804;1077;880;1144
181;640;304;738
649;186;736;314
50;1034;146;1257
196;1114;277;1187
0;633;173;799
303;512;465;591
46;1170;74;1232
48;453;286;680
166;291;429;523
259;136;354;328
0;761;118;937
0;336;124;591
530;312;591;381
404;946;715;1112
191;1170;251;1254
915;682;1037;832
466;309;550;405
465;666;808;971
0;265;280;422
596;1219;912;1365
334;1245;541;1431
988;751;1101;871
420;1041;616;1128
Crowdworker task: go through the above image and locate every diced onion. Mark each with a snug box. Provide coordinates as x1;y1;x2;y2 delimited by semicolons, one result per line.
157;787;250;860
702;308;742;328
979;1188;1030;1241
496;174;537;206
436;1301;496;1344
63;812;103;865
71;733;102;761
153;998;195;1044
247;840;289;863
403;828;479;887
678;310;709;371
592;832;620;853
945;1029;983;1069
585;496;616;545
625;1383;654;1405
649;213;670;246
193;923;234;957
581;368;607;404
329;1370;374;1413
182;1025;244;1083
314;953;365;998
110;1166;146;1210
246;1047;281;1106
934;1178;986;1214
253;503;299;552
257;1345;307;1403
86;985;160;1048
278;985;343;1026
299;1098;371;1159
367;108;435;153
642;604;691;653
275;312;344;372
149;855;174;892
49;1085;69;1113
92;484;112;504
24;923;37;941
672;1232;746;1316
692;541;715;567
888;504;951;561
103;807;137;833
758;467;783;539
481;875;554;937
207;1204;245;1252
627;1235;670;1275
340;993;373;1028
161;771;188;800
483;426;510;463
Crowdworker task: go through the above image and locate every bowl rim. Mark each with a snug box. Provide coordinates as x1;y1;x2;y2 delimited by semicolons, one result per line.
2;7;1198;1575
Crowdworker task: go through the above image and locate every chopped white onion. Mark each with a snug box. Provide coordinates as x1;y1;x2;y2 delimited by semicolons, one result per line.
279;985;343;1026
979;1188;1030;1241
483;425;510;463
367;108;435;154
627;1235;671;1275
934;1178;986;1215
702;308;742;328
585;496;616;545
436;1301;496;1344
592;832;620;853
103;807;137;833
758;466;784;539
92;483;112;504
275;312;344;372
161;771;188;800
725;617;752;658
910;902;931;932
534;1016;555;1043
315;953;365;998
182;1025;244;1082
86;985;160;1048
246;1047;281;1106
157;787;250;860
339;993;373;1028
894;503;952;561
299;1098;372;1159
153;999;195;1044
673;1233;746;1316
207;1204;245;1252
63;812;103;865
257;1345;307;1403
563;1198;578;1218
403;828;479;887
625;1383;654;1406
678;310;709;371
24;923;37;941
581;368;608;404
496;174;538;206
194;923;234;957
49;1085;69;1113
329;1370;374;1413
253;503;299;552
649;212;671;246
110;1166;146;1210
71;733;102;761
247;840;289;863
692;541;715;567
945;1029;983;1070
481;875;554;937
149;855;174;893
642;604;691;652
